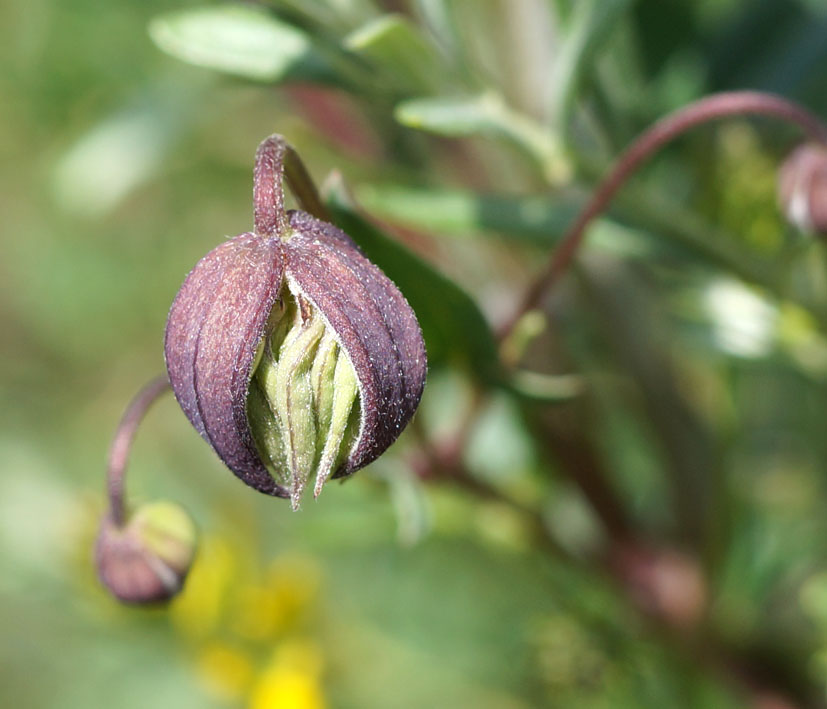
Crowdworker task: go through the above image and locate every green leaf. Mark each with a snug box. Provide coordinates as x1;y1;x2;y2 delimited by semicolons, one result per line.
395;93;570;183
324;182;501;385
345;14;447;94
51;78;210;217
508;371;585;403
413;0;461;56
550;0;632;138
268;0;379;33
355;182;575;244
395;92;508;137
354;183;661;260
148;5;334;83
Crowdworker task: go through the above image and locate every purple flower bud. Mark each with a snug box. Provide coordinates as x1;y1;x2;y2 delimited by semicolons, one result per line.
96;501;196;604
778;143;827;235
164;136;426;506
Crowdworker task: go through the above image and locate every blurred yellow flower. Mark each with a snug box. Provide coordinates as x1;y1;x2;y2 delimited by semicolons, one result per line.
249;640;326;709
166;533;328;708
196;642;255;702
170;536;238;639
232;555;322;641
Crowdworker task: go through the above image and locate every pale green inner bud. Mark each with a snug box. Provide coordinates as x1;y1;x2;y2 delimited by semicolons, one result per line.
132;500;198;575
246;288;361;509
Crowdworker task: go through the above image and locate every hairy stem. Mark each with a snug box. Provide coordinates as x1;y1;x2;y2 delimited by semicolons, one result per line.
499;90;827;343
253;134;331;238
106;376;172;527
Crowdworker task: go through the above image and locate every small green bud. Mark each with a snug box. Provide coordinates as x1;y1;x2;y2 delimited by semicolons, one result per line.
96;501;197;604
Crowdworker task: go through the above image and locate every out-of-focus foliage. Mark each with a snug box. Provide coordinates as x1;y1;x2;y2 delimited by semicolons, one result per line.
4;0;827;707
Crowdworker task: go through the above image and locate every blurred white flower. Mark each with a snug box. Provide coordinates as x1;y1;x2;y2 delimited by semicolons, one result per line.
703;279;777;358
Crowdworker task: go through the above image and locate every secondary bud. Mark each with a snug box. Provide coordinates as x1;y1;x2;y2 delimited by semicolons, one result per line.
164;135;427;508
96;501;197;604
778;143;827;235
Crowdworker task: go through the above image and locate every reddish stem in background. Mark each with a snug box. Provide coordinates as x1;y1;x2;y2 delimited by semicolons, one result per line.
499;91;827;343
106;376;171;527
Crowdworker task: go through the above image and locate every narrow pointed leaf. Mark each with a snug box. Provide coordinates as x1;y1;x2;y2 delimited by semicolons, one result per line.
345;14;447;94
395;93;568;181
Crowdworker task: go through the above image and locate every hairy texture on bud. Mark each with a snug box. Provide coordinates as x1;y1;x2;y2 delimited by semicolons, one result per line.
164;135;427;508
165;234;287;497
283;211;426;473
96;501;197;604
778;143;827;235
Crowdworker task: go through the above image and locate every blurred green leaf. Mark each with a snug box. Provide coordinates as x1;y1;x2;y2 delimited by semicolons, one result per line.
345;14;448;94
355;182;574;243
53;106;172;217
395;92;569;182
413;0;461;56
268;0;380;33
395;93;506;137
581;260;717;545
354;182;705;263
509;371;585;404
545;0;572;22
52;80;207;217
325;181;501;384
550;0;632;138
148;5;335;83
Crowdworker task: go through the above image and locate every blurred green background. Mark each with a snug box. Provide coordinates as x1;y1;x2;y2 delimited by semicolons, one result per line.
4;0;827;707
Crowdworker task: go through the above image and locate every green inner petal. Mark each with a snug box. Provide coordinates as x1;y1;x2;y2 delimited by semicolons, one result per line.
247;287;361;508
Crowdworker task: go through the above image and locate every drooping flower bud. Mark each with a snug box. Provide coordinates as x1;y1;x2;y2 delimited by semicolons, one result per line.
96;500;197;604
778;142;827;235
164;135;427;508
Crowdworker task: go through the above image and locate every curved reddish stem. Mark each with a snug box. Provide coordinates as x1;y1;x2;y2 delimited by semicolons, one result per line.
253;134;330;238
106;376;171;527
499;91;827;343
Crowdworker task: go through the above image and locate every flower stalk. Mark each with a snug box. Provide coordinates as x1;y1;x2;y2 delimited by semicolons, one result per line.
98;376;197;604
105;375;171;527
499;90;827;346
